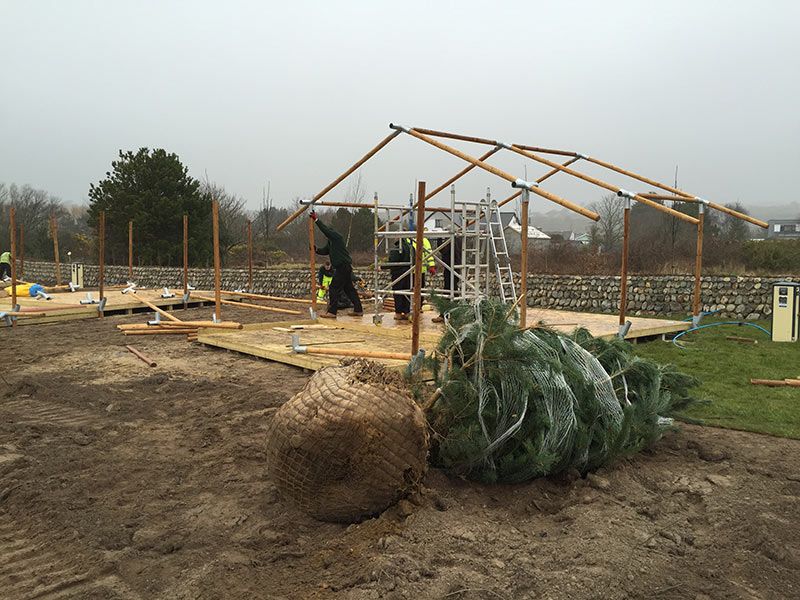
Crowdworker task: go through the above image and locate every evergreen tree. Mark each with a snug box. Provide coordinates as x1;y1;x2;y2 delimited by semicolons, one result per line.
87;148;212;266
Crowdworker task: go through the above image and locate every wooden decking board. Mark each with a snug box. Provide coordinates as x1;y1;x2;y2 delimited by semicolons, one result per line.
197;309;689;371
1;289;235;326
198;323;411;371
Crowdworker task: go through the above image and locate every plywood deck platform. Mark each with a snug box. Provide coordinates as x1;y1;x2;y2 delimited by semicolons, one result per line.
1;289;237;326
197;309;689;371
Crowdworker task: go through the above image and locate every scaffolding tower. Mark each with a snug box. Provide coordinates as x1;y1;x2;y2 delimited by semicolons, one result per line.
373;186;514;313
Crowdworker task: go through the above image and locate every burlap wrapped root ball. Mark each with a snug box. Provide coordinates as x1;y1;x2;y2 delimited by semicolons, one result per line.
266;359;429;523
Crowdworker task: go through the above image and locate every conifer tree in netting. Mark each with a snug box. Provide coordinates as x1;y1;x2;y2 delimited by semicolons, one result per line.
424;297;698;483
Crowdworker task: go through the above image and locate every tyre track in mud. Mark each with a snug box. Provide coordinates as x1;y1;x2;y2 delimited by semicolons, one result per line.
0;508;141;600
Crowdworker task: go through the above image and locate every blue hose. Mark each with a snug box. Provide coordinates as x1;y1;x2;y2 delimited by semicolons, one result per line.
682;309;722;322
672;321;771;349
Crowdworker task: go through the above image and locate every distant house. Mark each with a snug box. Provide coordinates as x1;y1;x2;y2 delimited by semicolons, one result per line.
543;230;591;246
767;219;800;239
424;211;550;251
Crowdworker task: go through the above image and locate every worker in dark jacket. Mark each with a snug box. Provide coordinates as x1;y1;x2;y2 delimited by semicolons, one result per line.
311;210;363;318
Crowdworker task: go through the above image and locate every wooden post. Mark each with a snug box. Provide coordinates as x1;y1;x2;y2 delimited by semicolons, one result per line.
520;189;530;329
128;220;133;279
692;204;705;321
51;214;61;285
9;207;17;324
309;216;317;307
212;199;222;321
183;214;189;297
98;211;105;318
18;222;24;278
247;219;253;290
619;198;631;326
411;181;426;356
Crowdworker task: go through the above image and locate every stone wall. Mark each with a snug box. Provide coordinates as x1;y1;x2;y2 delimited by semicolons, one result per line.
17;260;792;320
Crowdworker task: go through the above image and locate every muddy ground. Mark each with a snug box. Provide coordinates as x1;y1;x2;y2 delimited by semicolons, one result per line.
1;303;799;600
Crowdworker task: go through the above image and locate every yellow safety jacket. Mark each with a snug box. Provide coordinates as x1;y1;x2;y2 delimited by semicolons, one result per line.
317;274;333;300
408;238;434;269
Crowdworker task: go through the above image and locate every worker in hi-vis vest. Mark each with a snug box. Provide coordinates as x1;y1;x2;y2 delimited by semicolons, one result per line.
0;251;11;280
311;210;363;318
317;261;334;302
408;233;435;289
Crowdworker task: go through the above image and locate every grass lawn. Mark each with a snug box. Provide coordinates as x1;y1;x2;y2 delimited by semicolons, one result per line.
634;319;800;439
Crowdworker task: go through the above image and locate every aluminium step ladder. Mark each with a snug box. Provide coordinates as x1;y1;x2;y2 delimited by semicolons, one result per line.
487;198;517;304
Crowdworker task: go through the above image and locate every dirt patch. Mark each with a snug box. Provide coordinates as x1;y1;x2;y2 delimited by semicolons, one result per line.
0;304;799;599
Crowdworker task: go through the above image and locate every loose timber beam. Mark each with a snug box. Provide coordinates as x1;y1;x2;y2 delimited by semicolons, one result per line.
126;345;157;367
277;129;402;232
222;290;311;305
190;293;303;315
130;292;184;322
391;124;600;222
411;181;426;356
301;347;411;361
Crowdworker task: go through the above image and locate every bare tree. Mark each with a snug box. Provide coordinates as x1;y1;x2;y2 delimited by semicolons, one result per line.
589;194;625;251
717;202;752;242
342;172;366;245
203;182;248;260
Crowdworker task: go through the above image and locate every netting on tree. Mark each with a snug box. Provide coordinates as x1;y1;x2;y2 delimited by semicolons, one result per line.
426;297;698;483
266;360;429;523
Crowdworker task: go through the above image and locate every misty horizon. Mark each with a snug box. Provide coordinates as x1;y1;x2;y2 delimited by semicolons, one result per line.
2;1;798;224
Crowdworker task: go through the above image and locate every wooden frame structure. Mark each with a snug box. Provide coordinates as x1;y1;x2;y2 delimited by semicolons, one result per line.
276;125;603;356
275;124;767;347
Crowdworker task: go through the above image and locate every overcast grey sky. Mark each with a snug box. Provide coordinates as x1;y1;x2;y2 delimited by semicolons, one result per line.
1;0;798;219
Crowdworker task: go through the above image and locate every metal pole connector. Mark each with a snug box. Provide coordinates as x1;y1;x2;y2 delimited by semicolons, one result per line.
512;179;539;190
291;333;308;353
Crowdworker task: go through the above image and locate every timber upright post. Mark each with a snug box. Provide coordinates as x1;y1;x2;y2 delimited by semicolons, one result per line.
212;199;222;322
247;220;253;291
411;181;426;356
692;202;706;327
18;223;24;278
183;214;189;301
128;220;133;279
372;192;379;320
9;207;17;326
520;189;530;329
51;214;61;285
618;195;632;338
309;215;316;308
98;211;106;319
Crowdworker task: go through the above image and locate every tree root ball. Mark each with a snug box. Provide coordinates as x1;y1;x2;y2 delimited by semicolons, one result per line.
265;359;429;523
